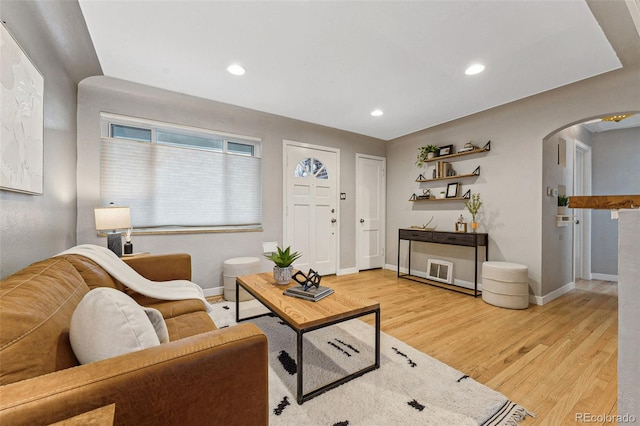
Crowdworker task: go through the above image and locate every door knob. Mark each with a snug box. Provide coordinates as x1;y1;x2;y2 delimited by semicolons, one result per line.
331;218;337;223
360;219;365;223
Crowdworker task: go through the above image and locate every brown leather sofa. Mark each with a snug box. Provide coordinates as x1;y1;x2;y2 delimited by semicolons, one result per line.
0;253;268;425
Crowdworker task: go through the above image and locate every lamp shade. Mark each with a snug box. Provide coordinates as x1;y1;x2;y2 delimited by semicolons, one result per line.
95;206;131;231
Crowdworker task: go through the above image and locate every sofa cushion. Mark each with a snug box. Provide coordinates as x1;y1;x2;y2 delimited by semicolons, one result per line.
131;293;208;319
70;288;168;364
0;258;89;385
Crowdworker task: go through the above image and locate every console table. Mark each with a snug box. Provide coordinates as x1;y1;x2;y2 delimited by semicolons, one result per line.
397;228;488;297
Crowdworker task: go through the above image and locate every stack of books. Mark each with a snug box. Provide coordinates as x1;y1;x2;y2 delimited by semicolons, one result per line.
284;285;334;301
434;161;455;178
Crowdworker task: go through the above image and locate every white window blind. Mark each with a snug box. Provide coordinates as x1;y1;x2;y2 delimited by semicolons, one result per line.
100;121;262;232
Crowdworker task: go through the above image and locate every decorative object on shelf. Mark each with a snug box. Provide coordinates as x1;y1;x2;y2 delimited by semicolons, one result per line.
124;228;133;255
465;193;483;232
94;203;131;257
458;142;479;153
438;144;454;157
416;145;440;167
292;268;322;291
264;246;302;285
446;182;460;198
455;215;467;233
557;194;569;215
439;191;446;199
413;189;432;201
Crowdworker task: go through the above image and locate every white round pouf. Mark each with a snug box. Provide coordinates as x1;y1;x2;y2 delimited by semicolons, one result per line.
482;261;529;309
223;257;260;302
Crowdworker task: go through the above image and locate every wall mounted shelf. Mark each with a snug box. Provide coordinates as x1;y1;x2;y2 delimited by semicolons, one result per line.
556;215;575;227
409;189;471;202
422;140;490;163
416;166;480;183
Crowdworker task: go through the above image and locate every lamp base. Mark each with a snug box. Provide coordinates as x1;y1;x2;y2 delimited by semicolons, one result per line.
107;232;123;257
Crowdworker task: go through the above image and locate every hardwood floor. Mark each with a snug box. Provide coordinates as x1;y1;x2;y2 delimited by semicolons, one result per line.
325;269;618;425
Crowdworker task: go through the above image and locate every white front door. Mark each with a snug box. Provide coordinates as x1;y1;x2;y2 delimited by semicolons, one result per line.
284;141;339;275
356;154;386;270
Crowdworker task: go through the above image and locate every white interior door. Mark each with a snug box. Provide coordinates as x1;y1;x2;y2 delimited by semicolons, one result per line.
284;141;339;275
574;139;592;280
356;154;386;270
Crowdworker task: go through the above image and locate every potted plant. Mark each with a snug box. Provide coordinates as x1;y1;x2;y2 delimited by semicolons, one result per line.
465;193;482;232
557;195;569;215
264;246;302;285
416;145;440;167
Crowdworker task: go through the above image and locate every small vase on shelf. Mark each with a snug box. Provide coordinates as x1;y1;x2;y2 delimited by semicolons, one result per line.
470;222;479;232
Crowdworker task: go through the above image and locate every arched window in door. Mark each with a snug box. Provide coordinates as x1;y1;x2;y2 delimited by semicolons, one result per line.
294;157;328;179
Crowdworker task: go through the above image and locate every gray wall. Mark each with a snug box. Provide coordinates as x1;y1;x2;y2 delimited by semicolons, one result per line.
0;1;100;279
76;77;386;291
541;127;577;295
618;209;640;420
591;127;640;276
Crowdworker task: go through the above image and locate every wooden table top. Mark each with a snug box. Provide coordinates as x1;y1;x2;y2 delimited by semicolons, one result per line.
236;272;380;330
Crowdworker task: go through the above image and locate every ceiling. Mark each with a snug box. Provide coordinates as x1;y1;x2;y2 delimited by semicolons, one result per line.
78;0;623;141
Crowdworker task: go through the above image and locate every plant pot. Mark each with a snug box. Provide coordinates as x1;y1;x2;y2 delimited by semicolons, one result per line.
427;152;435;159
470;222;479;232
273;266;293;285
557;206;568;215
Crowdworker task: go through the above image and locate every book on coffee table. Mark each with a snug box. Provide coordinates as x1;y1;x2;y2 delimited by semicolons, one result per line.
284;285;334;302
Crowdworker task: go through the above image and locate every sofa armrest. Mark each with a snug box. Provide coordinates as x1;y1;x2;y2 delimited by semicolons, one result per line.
0;323;268;426
123;253;192;281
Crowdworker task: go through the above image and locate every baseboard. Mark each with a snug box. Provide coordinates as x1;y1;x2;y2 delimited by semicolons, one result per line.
384;263;398;272
337;267;359;276
533;281;575;306
203;287;223;298
591;273;618;282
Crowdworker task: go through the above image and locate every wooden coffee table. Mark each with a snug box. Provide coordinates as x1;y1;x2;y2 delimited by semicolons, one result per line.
235;272;380;404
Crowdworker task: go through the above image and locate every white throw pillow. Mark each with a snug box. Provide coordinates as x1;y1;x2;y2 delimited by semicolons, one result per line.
70;287;169;364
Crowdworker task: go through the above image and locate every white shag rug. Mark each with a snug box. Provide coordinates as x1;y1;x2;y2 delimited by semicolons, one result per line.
209;300;532;426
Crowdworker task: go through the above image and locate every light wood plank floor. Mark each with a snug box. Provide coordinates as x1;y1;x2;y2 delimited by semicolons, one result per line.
326;269;618;426
212;269;617;424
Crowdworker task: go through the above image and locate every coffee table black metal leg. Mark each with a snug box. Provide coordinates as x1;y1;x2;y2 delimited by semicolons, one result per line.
297;330;304;404
375;308;380;368
235;279;240;323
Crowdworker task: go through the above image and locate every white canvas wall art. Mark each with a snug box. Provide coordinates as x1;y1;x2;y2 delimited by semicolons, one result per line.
1;22;44;195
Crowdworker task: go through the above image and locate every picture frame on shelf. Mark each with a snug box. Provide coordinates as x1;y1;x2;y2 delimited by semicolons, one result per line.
438;144;454;157
446;182;459;198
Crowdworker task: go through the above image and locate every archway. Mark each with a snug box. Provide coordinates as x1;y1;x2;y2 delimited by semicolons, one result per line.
541;111;639;295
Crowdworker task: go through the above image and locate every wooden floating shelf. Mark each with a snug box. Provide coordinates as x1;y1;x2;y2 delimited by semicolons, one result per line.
409;189;471;202
423;141;490;163
569;195;640;210
409;197;468;202
416;166;480;183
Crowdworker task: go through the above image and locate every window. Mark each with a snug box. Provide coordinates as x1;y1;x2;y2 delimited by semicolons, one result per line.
294;157;328;179
100;113;262;233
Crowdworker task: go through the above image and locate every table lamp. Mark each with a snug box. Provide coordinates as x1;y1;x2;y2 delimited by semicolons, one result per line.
94;204;131;257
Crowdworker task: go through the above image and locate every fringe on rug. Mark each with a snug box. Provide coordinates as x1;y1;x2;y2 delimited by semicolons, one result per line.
482;401;535;426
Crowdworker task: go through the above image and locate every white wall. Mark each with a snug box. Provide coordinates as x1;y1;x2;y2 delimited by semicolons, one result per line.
0;1;100;278
76;77;386;292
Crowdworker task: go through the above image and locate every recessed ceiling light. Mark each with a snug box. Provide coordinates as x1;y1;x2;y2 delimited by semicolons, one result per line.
227;64;246;76
465;64;485;75
371;109;384;117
